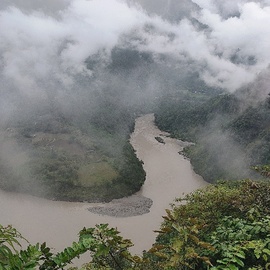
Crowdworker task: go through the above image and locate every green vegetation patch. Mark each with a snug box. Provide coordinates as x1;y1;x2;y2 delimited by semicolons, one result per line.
146;179;270;270
155;91;270;182
0;116;145;202
78;162;119;187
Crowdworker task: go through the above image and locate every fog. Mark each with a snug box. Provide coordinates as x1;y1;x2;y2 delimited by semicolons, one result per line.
0;0;270;191
1;0;270;106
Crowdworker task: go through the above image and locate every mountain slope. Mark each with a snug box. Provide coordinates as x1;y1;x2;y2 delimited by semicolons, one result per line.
155;73;270;182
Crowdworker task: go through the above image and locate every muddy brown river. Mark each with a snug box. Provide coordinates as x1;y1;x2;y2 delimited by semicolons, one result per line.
0;114;206;265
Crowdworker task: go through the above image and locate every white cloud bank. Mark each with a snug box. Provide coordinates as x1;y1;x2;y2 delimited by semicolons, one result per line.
0;0;270;94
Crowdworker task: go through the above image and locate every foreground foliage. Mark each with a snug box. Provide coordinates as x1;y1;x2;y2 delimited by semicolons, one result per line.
1;180;270;269
149;180;270;270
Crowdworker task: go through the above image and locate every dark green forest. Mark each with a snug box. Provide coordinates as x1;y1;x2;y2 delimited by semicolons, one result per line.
155;86;270;182
0;98;145;202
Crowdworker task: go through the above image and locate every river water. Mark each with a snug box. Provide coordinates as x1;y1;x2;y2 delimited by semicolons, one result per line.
0;114;206;264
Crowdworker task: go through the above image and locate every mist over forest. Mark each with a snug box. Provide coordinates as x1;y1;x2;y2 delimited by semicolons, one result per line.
0;0;270;200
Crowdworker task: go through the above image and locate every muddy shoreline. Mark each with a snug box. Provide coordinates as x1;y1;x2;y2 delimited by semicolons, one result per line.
88;195;153;217
87;114;200;218
0;114;206;258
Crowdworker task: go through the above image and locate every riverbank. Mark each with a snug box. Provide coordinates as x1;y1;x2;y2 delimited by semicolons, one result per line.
88;195;153;217
87;114;207;218
0;118;146;203
0;114;206;259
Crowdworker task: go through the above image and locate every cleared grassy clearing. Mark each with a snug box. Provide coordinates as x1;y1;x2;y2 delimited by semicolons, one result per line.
78;162;119;187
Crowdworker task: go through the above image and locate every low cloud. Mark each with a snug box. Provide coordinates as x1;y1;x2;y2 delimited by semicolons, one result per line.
0;0;269;111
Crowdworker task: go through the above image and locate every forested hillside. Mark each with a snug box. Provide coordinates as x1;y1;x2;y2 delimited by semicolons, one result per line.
155;72;270;182
0;101;145;202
